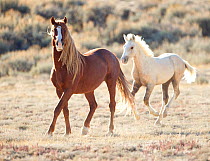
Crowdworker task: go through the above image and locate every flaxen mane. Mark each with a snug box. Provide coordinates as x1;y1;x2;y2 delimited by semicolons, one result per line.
59;25;85;81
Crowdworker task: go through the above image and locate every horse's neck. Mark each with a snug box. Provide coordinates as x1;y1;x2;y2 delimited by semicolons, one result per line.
52;47;63;70
133;49;154;73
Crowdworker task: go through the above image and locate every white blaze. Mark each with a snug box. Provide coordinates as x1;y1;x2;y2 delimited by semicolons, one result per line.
56;26;63;50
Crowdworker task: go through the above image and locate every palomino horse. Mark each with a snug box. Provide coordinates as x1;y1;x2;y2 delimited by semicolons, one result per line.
47;17;139;136
121;34;196;125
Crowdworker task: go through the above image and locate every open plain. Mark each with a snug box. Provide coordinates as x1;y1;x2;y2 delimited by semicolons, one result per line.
0;65;209;161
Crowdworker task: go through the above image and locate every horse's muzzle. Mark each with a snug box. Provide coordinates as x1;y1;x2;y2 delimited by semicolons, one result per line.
56;41;64;51
121;56;129;64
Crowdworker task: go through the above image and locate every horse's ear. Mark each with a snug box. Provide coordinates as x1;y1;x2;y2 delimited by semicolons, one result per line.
64;17;67;24
51;17;56;25
123;34;128;42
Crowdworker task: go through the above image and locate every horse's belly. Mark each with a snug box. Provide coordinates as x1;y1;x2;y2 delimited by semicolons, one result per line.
75;79;105;94
74;68;107;94
156;69;174;85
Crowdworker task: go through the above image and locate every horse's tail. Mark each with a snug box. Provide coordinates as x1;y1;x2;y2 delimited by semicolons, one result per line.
116;69;140;120
183;60;196;83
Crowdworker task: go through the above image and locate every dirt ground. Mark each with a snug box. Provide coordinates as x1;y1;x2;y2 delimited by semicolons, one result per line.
0;65;209;161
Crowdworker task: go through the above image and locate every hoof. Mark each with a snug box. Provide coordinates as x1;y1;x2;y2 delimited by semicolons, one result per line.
64;132;71;137
105;132;119;137
149;110;159;117
81;126;89;135
134;111;140;120
135;114;140;120
46;130;53;136
154;118;161;126
105;131;114;137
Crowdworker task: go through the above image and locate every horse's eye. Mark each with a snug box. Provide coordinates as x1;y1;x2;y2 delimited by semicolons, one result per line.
131;47;134;50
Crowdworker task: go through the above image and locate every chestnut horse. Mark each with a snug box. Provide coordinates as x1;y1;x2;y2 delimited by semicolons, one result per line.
47;17;139;136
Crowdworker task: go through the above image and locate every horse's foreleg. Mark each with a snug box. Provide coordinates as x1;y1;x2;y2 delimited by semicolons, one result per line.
144;84;159;116
131;80;142;96
56;89;71;135
81;91;98;135
47;89;72;135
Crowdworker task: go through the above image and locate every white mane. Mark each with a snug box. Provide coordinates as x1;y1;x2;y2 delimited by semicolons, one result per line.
127;34;154;57
135;36;154;57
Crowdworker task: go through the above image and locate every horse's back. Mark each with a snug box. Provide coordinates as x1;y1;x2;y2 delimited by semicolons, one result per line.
157;53;186;79
84;48;118;61
84;48;120;73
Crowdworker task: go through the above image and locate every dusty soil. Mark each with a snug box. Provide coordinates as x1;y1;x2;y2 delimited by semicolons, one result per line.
0;66;209;160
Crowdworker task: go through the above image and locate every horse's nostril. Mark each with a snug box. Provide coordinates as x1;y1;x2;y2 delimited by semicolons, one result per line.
121;56;128;64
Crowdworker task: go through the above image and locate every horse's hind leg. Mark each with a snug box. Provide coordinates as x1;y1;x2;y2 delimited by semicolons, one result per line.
105;77;117;135
161;79;171;118
155;78;180;125
166;79;180;108
144;84;159;116
81;91;98;135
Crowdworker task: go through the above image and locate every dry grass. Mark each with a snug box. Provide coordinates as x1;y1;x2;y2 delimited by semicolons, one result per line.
0;64;209;160
0;0;210;160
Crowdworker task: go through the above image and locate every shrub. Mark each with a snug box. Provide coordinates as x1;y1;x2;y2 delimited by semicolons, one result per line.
0;62;9;77
31;62;52;75
34;1;63;19
196;18;210;37
0;22;50;55
120;9;131;20
156;37;210;65
0;40;10;54
108;26;182;48
0;0;30;14
159;7;166;17
0;30;25;54
0;46;51;77
34;1;84;32
171;10;186;18
138;2;158;10
165;4;186;19
17;23;50;48
85;5;113;28
0;0;18;13
196;76;209;85
8;59;34;72
65;8;84;32
63;0;85;7
0;58;33;77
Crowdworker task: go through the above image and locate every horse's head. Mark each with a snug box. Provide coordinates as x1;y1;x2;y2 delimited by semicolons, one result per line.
121;34;137;64
50;17;68;52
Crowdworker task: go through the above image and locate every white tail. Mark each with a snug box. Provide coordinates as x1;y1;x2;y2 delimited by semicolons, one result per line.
183;60;196;83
